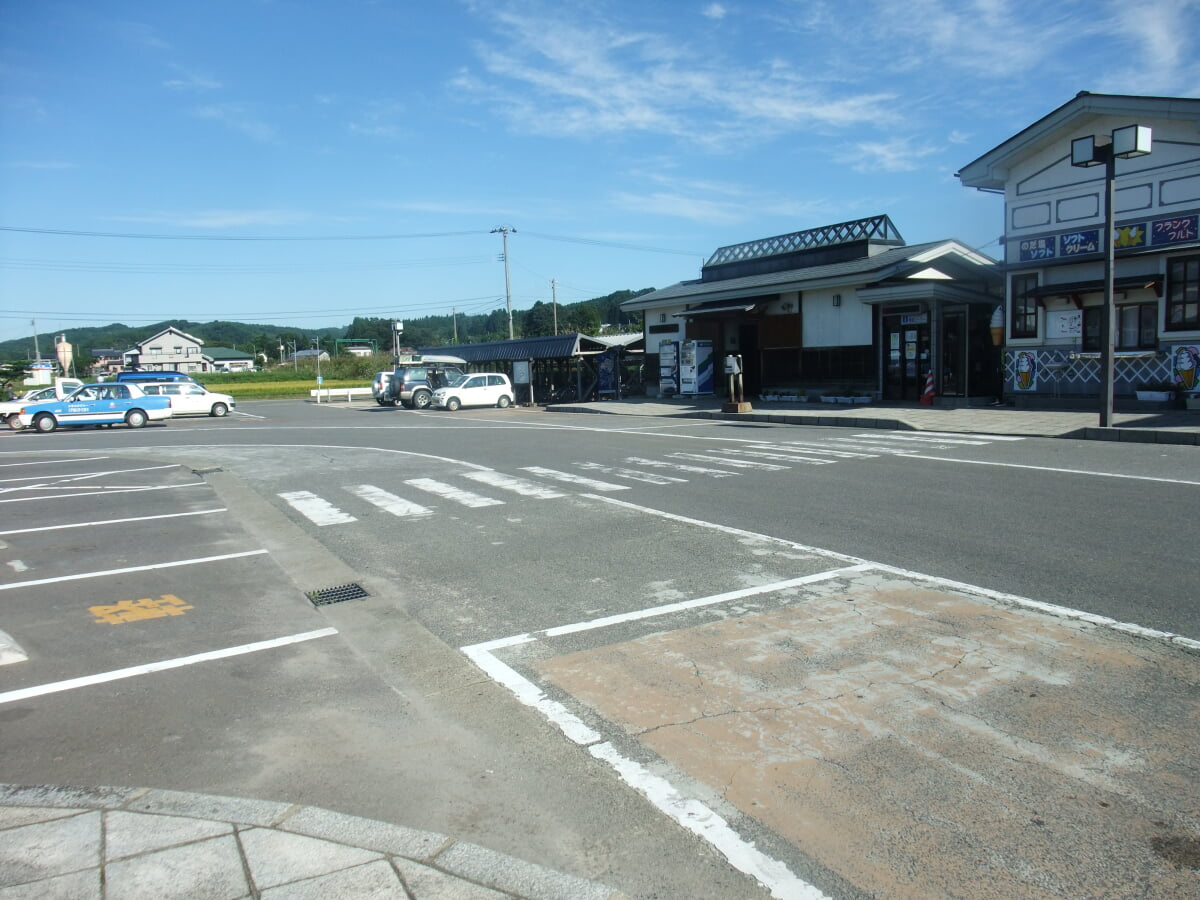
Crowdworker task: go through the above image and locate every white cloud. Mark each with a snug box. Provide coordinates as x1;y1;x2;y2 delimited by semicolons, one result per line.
841;137;941;173
163;66;222;92
701;3;728;19
193;104;275;142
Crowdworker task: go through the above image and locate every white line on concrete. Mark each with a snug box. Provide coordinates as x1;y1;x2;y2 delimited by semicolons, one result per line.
519;466;630;492
0;549;269;591
0;482;207;504
346;484;433;518
589;743;831;900
0;628;339;705
906;455;1200;486
279;490;358;525
404;477;505;508
462;470;567;499
0;464;177;485
0;508;227;536
625;456;738;477
726;449;835;465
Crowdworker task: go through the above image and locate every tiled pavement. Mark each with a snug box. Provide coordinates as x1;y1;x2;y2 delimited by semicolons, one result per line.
0;785;626;900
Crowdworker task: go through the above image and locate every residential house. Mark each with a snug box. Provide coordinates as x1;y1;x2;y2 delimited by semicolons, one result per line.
123;327;206;374
204;347;256;372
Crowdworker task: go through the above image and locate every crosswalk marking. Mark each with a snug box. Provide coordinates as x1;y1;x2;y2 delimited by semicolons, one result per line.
666;452;790;471
463;471;566;499
722;449;834;465
519;467;630;492
575;462;688;485
404;477;506;508
346;484;432;518
766;442;879;459
625;456;737;477
278;490;357;526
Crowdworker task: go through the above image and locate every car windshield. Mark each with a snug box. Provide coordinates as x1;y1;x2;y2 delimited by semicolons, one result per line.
441;374;467;388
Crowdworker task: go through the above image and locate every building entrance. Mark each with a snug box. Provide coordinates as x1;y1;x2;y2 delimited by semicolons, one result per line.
883;313;930;402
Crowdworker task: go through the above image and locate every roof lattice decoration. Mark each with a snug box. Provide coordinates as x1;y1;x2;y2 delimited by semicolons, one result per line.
705;215;904;266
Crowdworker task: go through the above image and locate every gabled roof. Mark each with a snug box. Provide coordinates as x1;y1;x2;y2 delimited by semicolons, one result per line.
621;240;997;310
957;92;1200;191
204;346;253;360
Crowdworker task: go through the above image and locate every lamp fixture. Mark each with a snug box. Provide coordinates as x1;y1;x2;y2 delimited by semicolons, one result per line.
832;294;842;307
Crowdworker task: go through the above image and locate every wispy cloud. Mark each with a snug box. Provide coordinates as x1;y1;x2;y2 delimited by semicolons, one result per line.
116;21;170;51
453;3;896;149
347;100;406;139
193;104;275;142
1104;0;1200;94
164;66;222;92
841;137;942;173
701;3;728;20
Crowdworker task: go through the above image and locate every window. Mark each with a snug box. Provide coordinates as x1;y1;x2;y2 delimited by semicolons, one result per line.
174;346;183;354
1166;255;1200;331
1010;274;1039;338
149;346;162;356
1082;302;1158;351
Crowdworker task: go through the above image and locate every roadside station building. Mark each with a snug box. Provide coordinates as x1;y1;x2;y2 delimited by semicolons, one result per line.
621;216;1003;402
957;92;1200;402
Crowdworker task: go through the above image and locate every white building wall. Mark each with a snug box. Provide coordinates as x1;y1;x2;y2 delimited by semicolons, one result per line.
802;288;872;347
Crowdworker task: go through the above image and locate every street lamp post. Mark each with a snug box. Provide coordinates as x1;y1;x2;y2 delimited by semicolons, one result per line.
1070;124;1152;427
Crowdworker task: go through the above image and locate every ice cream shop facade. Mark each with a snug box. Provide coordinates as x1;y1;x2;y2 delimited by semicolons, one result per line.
622;215;1003;402
957;93;1200;401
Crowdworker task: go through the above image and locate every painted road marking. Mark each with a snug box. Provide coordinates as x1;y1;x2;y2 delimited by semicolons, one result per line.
91;594;193;624
405;477;505;508
625;456;737;477
519;466;630;492
346;484;433;518
574;462;687;485
773;442;880;459
723;449;835;465
0;629;27;666
0;508;227;536
463;470;567;499
0;628;339;705
666;452;789;471
0;483;207;505
905;455;1200;486
0;549;269;592
0;456;110;468
279;490;358;525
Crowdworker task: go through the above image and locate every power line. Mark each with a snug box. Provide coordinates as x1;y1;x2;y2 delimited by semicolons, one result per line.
0;226;486;241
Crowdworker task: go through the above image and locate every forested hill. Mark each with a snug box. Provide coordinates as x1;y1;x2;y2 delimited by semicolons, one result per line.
0;288;654;363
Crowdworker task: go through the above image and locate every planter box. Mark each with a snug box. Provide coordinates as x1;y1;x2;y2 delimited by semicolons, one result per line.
1135;391;1173;402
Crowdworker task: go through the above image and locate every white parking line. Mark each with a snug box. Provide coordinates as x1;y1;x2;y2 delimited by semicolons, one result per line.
0;549;269;591
346;484;433;518
0;508;227;536
405;477;506;507
0;456;110;468
0;627;339;705
0;482;208;504
279;490;358;525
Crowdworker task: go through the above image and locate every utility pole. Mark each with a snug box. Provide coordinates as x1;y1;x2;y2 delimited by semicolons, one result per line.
31;319;40;361
551;279;558;335
452;307;458;343
491;226;516;339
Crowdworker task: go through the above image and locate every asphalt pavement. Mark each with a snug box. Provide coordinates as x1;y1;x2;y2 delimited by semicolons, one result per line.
4;394;1195;899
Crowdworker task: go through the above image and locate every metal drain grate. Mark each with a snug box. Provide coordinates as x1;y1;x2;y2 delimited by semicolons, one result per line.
307;583;369;606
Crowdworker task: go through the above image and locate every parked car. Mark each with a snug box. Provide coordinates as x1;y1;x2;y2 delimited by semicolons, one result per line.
2;379;84;429
115;371;199;385
16;382;172;433
139;382;235;417
432;373;514;411
378;355;468;408
371;371;393;405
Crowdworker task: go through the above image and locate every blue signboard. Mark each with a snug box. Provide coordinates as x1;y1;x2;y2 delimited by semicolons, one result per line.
1151;215;1199;246
1018;237;1055;262
1059;230;1099;257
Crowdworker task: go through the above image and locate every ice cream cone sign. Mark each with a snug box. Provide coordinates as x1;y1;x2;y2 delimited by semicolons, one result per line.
990;305;1004;346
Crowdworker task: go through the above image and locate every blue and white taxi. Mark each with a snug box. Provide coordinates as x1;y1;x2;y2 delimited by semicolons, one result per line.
16;382;173;433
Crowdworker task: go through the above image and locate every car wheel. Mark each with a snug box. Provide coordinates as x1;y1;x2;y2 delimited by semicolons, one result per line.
6;413;24;431
34;413;57;433
497;395;512;409
210;402;229;417
126;409;148;428
412;389;433;410
445;397;461;412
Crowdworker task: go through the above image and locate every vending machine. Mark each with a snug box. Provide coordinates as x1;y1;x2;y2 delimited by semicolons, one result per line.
679;340;714;395
658;341;680;396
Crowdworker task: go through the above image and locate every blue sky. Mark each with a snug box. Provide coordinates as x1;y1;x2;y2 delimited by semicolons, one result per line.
3;0;1199;346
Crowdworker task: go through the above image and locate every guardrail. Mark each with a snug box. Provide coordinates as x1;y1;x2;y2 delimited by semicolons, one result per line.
309;387;373;402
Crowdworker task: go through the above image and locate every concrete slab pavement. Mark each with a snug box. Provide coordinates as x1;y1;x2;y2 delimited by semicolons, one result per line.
543;397;1200;444
0;784;627;899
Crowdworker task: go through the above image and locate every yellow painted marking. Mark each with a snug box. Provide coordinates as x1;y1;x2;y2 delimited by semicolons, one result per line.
91;594;193;625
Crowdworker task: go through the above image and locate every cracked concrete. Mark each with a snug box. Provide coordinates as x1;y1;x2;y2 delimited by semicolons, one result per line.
534;578;1200;899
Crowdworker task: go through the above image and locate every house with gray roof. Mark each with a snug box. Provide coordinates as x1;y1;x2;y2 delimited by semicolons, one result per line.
621;215;1002;402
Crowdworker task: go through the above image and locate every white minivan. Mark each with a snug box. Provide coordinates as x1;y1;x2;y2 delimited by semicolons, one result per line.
431;373;514;411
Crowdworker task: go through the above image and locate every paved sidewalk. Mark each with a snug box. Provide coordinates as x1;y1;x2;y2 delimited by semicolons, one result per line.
545;397;1200;444
0;784;626;900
